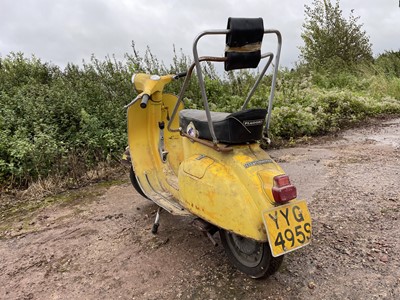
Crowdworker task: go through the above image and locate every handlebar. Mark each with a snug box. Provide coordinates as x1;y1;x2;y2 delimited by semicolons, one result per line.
140;94;150;109
173;72;187;80
130;72;186;109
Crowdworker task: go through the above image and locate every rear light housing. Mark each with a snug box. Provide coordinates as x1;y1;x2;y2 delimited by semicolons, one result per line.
272;175;297;204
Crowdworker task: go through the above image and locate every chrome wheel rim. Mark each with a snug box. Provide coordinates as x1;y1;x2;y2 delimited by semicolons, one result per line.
225;232;263;268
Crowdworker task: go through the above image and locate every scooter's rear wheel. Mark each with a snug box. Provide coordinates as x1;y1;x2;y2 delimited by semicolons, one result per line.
129;166;150;200
219;229;283;279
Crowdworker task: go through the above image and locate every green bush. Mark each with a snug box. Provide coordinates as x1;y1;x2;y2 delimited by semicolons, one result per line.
0;53;132;187
375;50;400;78
1;49;400;189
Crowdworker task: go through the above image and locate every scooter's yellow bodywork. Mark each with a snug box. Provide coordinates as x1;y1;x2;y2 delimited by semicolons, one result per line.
127;90;287;242
126;21;311;278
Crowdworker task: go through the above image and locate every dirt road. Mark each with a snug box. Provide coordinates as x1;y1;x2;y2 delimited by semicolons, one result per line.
1;118;399;300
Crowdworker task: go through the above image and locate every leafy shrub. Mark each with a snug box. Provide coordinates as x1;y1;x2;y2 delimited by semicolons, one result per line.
1;47;400;189
375;50;400;78
0;53;132;187
270;104;319;138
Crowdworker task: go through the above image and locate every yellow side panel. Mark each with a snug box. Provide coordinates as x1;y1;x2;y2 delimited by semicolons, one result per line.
183;155;214;179
179;156;263;239
178;140;287;241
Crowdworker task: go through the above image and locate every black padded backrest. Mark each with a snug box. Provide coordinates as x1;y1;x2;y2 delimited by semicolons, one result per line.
225;17;264;71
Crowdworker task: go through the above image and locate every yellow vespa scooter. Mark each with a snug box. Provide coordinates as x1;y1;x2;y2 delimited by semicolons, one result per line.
123;18;311;278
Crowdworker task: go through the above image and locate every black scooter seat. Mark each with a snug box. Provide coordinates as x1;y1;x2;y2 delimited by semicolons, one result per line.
179;108;267;144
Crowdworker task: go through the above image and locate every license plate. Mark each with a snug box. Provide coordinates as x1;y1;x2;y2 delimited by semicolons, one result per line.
263;200;312;257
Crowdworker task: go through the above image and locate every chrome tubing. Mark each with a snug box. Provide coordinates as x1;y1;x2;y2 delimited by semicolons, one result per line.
192;29;282;142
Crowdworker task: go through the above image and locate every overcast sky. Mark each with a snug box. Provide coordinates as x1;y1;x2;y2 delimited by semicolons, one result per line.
1;0;399;69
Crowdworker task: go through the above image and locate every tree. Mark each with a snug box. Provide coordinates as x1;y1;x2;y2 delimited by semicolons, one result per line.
300;0;373;70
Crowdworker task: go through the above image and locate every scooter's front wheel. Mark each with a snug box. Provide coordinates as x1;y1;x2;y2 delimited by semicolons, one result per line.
219;229;283;279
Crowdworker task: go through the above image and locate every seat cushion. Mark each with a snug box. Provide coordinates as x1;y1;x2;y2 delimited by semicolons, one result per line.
179;108;267;144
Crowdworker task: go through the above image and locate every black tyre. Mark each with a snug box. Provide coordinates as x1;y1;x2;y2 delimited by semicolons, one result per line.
219;229;284;279
129;166;150;200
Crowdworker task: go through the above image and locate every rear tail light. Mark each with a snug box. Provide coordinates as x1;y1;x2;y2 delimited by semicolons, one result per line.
272;175;297;204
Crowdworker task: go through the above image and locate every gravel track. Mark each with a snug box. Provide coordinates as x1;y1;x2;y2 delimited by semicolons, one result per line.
1;118;399;299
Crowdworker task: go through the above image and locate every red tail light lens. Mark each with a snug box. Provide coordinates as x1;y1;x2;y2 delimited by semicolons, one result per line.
272;175;297;204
